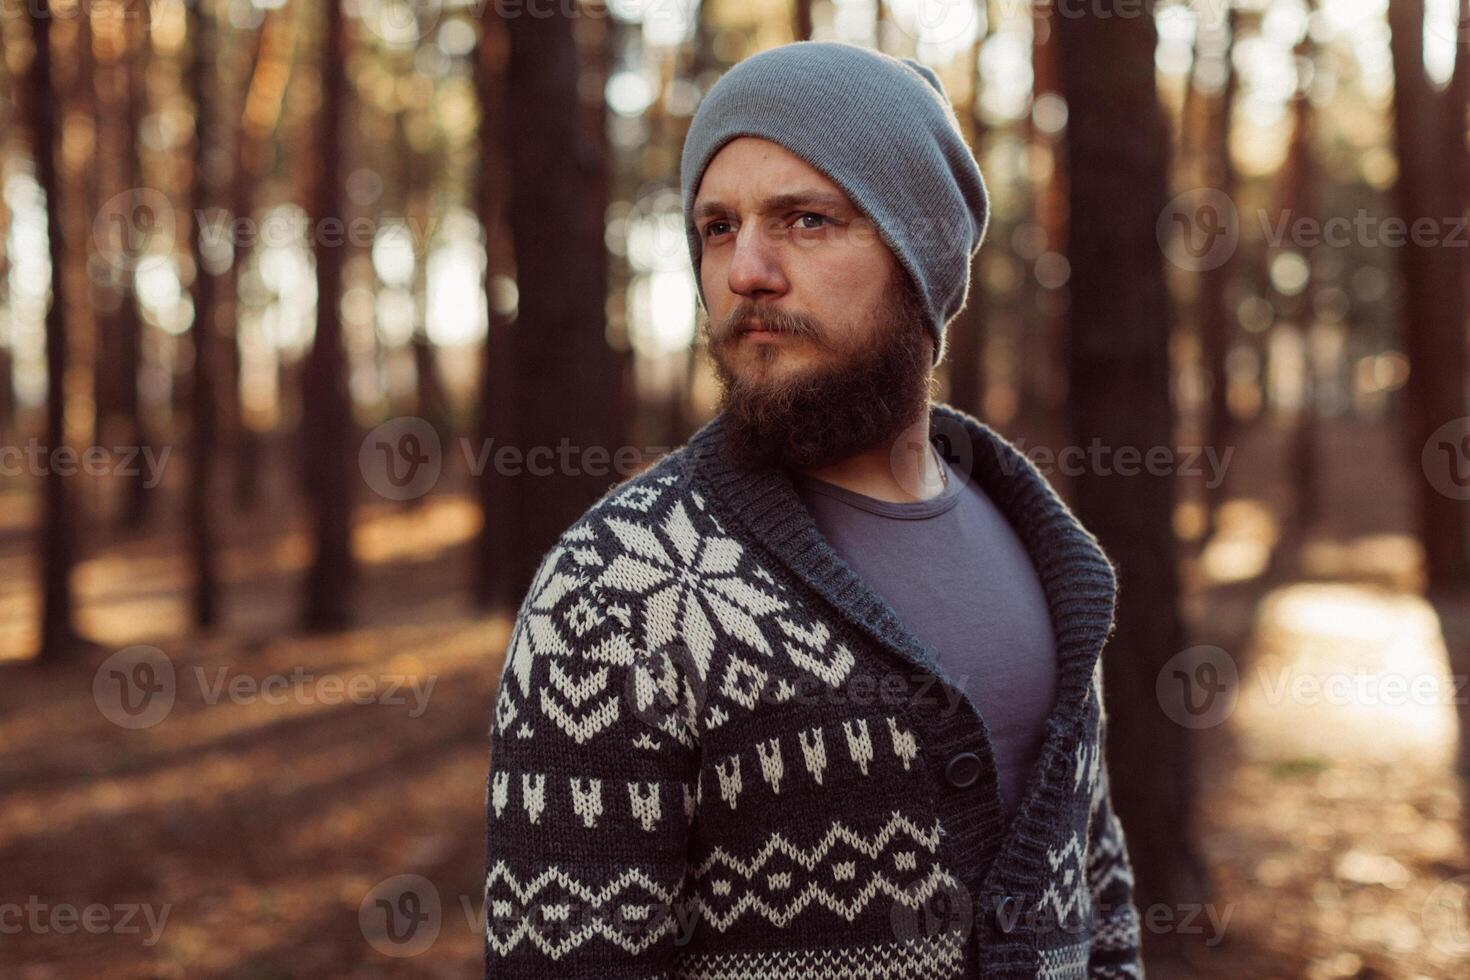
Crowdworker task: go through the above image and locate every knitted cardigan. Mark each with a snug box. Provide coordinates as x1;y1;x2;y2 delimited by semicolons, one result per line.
484;401;1145;979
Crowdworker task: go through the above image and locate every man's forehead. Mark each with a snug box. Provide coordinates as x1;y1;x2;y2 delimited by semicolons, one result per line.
693;137;849;210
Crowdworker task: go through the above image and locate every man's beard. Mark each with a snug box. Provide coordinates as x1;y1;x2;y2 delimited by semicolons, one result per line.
703;270;935;472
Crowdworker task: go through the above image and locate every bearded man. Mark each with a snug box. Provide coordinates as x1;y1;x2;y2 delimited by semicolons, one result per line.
484;40;1145;980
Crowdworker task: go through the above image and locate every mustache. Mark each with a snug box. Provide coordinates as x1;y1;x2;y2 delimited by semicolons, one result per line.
714;304;820;343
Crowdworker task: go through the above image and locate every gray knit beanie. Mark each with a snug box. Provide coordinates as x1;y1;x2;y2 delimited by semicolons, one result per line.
680;40;990;368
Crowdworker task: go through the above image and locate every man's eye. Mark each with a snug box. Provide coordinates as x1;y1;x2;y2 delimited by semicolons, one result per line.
703;221;732;239
795;213;829;230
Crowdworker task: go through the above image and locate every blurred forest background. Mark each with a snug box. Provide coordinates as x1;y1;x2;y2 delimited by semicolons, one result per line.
4;0;1470;975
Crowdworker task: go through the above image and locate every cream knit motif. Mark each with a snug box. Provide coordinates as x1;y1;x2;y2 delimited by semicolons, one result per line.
484;402;1145;979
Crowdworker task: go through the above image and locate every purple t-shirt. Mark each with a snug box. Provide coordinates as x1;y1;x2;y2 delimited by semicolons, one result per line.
791;450;1058;823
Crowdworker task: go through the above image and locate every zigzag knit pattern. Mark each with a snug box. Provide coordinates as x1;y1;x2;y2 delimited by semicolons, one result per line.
485;403;1146;979
673;930;969;979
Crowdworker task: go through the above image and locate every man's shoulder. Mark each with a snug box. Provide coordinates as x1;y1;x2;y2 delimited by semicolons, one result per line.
553;442;704;550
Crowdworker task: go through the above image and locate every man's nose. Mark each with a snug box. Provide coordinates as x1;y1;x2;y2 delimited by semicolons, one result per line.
725;224;789;300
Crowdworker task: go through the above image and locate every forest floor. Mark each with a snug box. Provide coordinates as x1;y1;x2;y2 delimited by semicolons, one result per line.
2;415;1469;977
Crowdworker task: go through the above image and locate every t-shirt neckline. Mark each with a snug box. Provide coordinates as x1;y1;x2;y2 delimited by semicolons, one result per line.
790;454;963;520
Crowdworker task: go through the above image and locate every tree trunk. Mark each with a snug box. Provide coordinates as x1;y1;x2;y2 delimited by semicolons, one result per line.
120;0;153;528
0;45;10;438
187;0;220;628
406;126;449;449
498;1;622;601
1282;10;1321;538
944;30;991;417
1453;0;1470;205
231;7;290;510
224;35;259;514
474;11;515;610
1388;0;1470;592
222;15;270;513
1191;8;1239;538
91;1;122;457
1053;0;1205;938
794;0;814;41
1022;1;1066;430
26;1;79;661
0;141;11;435
300;0;356;630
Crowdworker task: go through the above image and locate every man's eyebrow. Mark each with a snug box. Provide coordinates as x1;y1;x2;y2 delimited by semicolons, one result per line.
691;190;852;224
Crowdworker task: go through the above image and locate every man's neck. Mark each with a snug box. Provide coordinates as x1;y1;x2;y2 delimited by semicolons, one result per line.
794;412;946;503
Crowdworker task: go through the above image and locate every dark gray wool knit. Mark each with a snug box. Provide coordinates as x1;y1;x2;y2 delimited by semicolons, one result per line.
484;401;1145;979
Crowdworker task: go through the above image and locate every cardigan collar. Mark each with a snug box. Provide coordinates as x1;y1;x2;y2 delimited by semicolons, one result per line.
685;399;1118;940
685;400;1116;713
